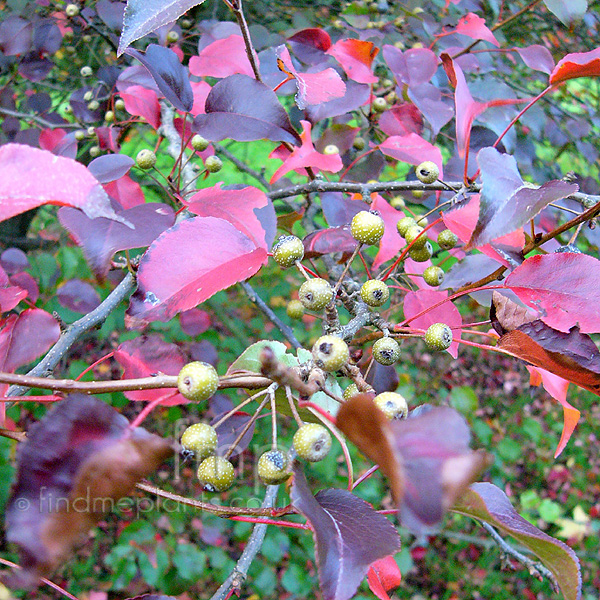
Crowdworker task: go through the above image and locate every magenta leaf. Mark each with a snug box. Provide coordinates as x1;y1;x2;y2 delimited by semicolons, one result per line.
505;253;600;333
303;226;358;259
114;334;187;404
378;103;423;137
58;202;175;277
403;290;462;357
378;133;443;179
515;45;555;74
118;0;208;55
88;154;135;184
127;216;268;323
192;74;301;145
306;79;370;123
454;13;499;47
186;183;276;250
290;466;401;600
471;147;578;246
126;45;193;112
104;174;146;209
189;35;255;78
453;482;582;600
327;38;379;84
0;144;130;226
179;308;211;336
56;279;101;313
382;45;438;87
5;395;173;587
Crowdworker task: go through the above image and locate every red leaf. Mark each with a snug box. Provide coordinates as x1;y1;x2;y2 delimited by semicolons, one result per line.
114;335;186;405
505;253;600;333
127;216;268;323
0;264;28;311
549;47;600;86
378;133;443;179
270;120;343;183
371;195;406;269
277;46;346;109
185;183;275;249
0;144;129;225
288;28;332;56
303;226;358;258
189;35;255;78
403;290;462;358
39;127;67;153
367;555;402;600
120;85;161;129
455;13;499;47
190;80;211;116
378;103;423;136
327;38;379;84
104;174;145;209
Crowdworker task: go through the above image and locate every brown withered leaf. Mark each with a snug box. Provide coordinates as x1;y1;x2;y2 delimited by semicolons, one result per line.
490;290;538;335
5;395;173;588
336;395;491;536
497;320;600;396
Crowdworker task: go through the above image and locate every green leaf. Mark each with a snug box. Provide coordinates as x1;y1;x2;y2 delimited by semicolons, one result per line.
449;386;479;418
172;544;206;581
227;340;289;374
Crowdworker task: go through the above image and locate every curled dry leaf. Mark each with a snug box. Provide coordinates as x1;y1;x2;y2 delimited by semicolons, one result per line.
490;290;538;335
5;395;173;588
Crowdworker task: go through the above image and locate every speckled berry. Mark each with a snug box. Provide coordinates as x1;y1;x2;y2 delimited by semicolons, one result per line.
65;3;79;17
257;449;290;484
360;279;389;307
415;161;439;184
372;337;400;365
177;361;218;402
205;155;222;173
397;216;417;237
197;456;235;492
390;196;405;209
136;149;157;170
273;235;304;268
293;423;332;462
423;265;444;287
404;225;427;249
409;241;433;262
351;210;385;245
299;278;333;311
323;144;340;155
191;134;209;152
181;423;217;460
343;383;359;400
437;229;458;250
372;97;388;113
312;335;349;372
424;322;453;351
374;391;408;420
286;299;305;319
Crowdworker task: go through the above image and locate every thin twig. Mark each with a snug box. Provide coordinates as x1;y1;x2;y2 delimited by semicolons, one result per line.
0;107;80;130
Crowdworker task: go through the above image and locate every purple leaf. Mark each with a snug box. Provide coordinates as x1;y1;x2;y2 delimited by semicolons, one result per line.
96;0;125;31
290;466;401;600
321;193;368;227
542;0;588;25
306;80;370;123
453;482;581;600
211;412;255;457
378;103;423;137
56;279;102;313
32;18;62;55
1;248;29;274
0;16;32;56
88;154;135;184
9;272;39;304
471;147;578;246
126;44;193;113
189;339;218;366
303;226;358;259
180;308;211;337
408;83;454;137
515;45;555;74
192;74;301;145
382;45;438;87
5;395;173;587
18;54;54;83
118;0;208;55
58;202;175;277
127;216;268;323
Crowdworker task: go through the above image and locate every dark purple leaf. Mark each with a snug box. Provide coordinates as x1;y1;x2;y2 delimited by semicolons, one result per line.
58;202;175;277
96;0;125;31
345;149;386;183
0;16;32;56
471;147;578;246
9;272;39;304
1;247;29;274
26;93;52;113
126;44;193;113
382;45;438;87
303;226;358;259
88;154;135;184
193;74;301;145
5;395;173;588
290;466;401;600
189;339;218;366
306;80;370;123
441;254;500;290
18;54;53;82
70;86;105;123
365;362;399;394
211;412;255;457
454;482;581;600
32;19;62;55
180;309;212;337
515;45;555;74
409;83;454;137
321;193;368;227
56;279;102;313
116;64;162;95
207;394;234;420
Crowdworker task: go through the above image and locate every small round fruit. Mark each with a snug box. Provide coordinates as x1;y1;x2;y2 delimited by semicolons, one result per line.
360;279;389;307
87;126;96;137
181;18;193;28
104;110;115;122
286;299;305;319
257;450;289;484
323;144;340;155
181;423;217;460
412;189;424;199
312;335;349;372
136;149;157;170
83;90;93;102
83;34;92;43
351;210;385;245
273;235;304;268
65;3;79;17
177;361;218;402
166;30;180;43
353;136;366;151
89;145;100;157
385;91;398;105
293;423;332;462
416;215;429;227
404;225;427;249
424;322;453;351
87;100;100;111
372;337;400;365
299;278;333;311
80;66;92;77
115;98;126;111
191;134;209;152
197;456;235;492
423;265;444;287
390;196;405;209
415;161;439;184
372;97;388;113
437;229;458;250
409;241;433;262
397;216;417;237
374;391;408;420
343;383;359;400
74;129;86;141
205;155;222;173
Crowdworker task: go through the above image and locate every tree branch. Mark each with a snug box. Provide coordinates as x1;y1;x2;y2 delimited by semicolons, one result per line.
0;107;80;130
